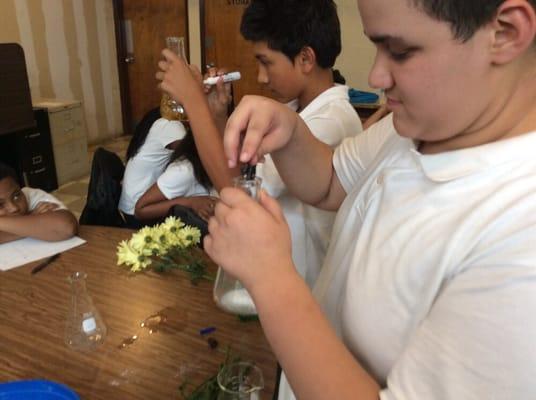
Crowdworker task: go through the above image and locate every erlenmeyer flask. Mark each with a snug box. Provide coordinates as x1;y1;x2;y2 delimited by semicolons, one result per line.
161;36;189;122
65;272;107;351
213;176;262;316
217;362;264;400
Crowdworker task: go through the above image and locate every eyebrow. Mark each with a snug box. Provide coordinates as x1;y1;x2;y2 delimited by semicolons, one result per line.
367;34;408;46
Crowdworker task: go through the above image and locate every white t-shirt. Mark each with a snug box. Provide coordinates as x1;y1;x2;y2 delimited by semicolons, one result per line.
258;85;363;286
157;159;210;200
118;118;187;214
282;114;536;399
22;187;66;211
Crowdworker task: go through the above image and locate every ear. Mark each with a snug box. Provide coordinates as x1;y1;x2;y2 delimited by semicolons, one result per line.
489;0;536;65
295;46;316;73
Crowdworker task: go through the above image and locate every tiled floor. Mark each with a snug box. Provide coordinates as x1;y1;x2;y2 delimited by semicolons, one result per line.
52;135;131;220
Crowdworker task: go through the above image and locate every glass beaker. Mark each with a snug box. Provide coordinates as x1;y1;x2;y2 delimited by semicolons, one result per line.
217;362;264;400
213;176;262;316
161;36;189;122
65;272;107;351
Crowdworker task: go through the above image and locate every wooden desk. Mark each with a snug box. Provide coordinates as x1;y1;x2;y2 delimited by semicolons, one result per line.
0;226;277;399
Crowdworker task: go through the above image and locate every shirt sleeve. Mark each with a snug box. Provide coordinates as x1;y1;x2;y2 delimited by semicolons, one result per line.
151;118;187;148
257;156;286;198
333;113;396;193
379;230;536;400
156;161;195;200
22;187;67;211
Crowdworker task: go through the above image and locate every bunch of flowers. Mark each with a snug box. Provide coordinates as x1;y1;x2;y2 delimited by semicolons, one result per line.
117;216;210;283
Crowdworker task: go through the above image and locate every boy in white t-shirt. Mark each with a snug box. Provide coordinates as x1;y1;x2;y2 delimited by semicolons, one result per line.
204;0;536;399
0;162;78;244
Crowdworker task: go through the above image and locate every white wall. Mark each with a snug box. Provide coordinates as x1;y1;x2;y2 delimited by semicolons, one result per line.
334;0;377;92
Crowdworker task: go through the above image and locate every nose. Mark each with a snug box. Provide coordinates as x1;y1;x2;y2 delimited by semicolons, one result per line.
257;65;269;85
368;51;393;91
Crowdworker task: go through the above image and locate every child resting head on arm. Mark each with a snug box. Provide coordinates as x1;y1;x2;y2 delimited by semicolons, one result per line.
0;162;78;244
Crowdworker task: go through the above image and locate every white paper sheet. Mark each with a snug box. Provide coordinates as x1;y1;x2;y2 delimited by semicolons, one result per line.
0;236;86;271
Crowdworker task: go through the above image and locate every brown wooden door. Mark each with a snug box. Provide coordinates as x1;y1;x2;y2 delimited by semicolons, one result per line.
115;0;188;133
202;0;271;105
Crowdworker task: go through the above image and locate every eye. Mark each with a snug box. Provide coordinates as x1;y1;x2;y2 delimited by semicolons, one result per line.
389;50;412;62
12;191;22;201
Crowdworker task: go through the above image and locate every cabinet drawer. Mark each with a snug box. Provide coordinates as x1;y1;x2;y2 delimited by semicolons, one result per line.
54;139;89;185
48;107;85;146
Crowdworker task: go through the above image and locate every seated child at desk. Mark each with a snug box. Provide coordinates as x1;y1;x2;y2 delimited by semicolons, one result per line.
134;128;218;225
0;162;78;244
118;107;185;228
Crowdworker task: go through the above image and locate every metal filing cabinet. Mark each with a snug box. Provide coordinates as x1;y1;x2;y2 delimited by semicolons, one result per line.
33;99;89;186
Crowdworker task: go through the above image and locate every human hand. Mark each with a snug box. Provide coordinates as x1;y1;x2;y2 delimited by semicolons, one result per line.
224;95;299;168
204;188;292;291
156;49;204;107
30;202;59;215
205;66;233;119
189;196;219;221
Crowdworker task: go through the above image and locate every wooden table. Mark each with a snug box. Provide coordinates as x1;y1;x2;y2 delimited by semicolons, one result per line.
0;226;277;399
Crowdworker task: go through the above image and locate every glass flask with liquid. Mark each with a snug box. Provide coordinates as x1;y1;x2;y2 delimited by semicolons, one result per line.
65;272;107;351
213;176;262;316
161;36;189;122
217;361;264;400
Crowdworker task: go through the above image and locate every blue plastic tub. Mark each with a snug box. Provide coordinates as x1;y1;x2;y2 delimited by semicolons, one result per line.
0;380;79;400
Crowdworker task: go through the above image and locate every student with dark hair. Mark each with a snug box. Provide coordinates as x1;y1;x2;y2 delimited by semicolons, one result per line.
240;0;363;286
207;0;536;399
118;107;185;227
0;162;77;244
134;129;218;224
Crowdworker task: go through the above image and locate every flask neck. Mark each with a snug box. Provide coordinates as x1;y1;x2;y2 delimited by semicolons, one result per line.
68;272;88;295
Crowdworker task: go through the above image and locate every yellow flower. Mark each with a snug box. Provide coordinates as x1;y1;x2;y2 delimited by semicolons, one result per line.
117;219;202;273
177;226;201;247
161;216;185;232
117;240;140;266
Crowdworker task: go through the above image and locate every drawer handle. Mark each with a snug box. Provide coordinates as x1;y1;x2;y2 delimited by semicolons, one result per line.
64;126;75;133
28;132;41;139
32;167;46;174
32;155;43;165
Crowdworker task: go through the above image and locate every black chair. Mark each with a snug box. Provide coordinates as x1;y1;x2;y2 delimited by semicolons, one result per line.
80;147;125;227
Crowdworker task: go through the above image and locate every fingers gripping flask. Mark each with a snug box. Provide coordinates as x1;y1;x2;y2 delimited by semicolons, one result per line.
213;174;262;316
160;36;189;122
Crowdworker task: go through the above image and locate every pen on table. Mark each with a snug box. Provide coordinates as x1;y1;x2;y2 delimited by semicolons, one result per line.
31;253;61;275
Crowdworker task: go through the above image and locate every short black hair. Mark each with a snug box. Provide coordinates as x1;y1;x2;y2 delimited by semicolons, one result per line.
240;0;341;68
0;162;19;183
412;0;536;42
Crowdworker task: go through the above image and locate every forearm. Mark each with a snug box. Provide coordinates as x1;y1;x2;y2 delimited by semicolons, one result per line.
0;211;77;242
0;231;22;244
135;197;192;221
183;91;239;191
251;266;380;400
271;116;339;209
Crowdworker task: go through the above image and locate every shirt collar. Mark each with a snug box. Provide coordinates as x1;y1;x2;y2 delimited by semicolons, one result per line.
410;131;536;182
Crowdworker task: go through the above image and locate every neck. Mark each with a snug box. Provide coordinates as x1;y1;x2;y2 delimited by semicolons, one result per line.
297;69;335;112
420;62;536;154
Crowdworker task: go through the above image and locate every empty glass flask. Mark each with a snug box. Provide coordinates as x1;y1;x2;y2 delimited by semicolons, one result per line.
213;176;262;316
65;272;107;351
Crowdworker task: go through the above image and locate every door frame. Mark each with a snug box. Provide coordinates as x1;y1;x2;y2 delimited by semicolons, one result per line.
112;0;190;134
